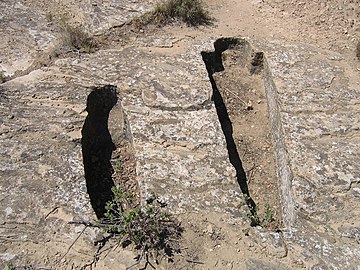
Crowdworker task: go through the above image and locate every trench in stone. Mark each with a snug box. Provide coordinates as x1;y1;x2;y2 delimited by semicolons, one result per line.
201;38;282;227
201;38;259;220
81;85;118;219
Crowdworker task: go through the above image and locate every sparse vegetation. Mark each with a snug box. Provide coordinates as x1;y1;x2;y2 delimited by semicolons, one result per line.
113;159;123;175
243;195;276;229
134;0;211;27
0;70;5;83
60;19;97;53
99;186;183;267
6;263;15;270
261;204;275;227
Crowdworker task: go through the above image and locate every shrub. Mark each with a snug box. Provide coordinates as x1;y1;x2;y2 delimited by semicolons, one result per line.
243;194;277;229
99;186;183;266
136;0;211;27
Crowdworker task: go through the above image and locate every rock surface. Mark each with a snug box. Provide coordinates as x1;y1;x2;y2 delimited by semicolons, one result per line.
257;39;360;269
1;0;359;269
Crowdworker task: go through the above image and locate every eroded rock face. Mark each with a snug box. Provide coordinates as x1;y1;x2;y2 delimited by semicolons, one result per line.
0;0;155;77
256;39;360;269
0;1;56;76
0;34;242;268
48;43;241;214
1;1;360;269
0;78;98;268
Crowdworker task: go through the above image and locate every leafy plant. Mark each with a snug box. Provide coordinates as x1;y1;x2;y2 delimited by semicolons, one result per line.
99;186;183;267
243;195;276;229
261;204;275;227
113;159;122;175
6;263;15;270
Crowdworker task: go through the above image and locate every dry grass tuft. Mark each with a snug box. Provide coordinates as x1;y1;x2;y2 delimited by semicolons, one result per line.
60;20;97;53
134;0;212;27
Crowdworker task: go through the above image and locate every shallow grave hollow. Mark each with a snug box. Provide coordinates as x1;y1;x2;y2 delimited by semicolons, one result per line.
202;37;282;227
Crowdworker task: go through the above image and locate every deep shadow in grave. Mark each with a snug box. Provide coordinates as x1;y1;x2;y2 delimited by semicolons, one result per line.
201;38;259;223
81;85;117;218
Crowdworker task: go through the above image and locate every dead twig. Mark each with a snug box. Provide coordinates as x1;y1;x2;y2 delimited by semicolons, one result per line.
140;253;156;270
223;87;247;106
126;251;145;270
246;163;257;184
185;259;204;264
56;225;87;264
44;207;59;219
80;237;114;270
69;220;104;228
102;240;121;261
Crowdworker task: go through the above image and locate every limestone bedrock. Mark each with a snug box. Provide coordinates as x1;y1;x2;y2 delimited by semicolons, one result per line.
1;0;359;269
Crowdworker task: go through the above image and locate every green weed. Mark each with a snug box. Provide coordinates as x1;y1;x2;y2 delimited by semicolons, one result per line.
113;159;122;175
243;194;276;229
99;186;183;265
261;203;275;227
6;263;15;270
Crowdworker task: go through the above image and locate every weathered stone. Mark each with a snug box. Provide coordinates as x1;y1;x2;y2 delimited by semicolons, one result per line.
246;258;292;270
252;228;288;259
81;0;155;35
0;78;99;268
0;1;56;76
0;36;243;268
338;224;360;241
1;1;360;268
0;0;156;77
255;39;360;269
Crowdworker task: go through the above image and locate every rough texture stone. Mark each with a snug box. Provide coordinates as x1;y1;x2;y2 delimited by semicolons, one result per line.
1;1;360;269
0;36;243;268
255;39;360;269
246;258;292;270
0;0;56;76
0;0;156;77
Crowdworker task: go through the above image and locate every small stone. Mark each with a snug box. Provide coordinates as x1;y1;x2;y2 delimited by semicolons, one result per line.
206;224;213;234
246;101;253;110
